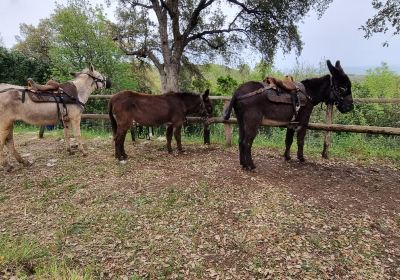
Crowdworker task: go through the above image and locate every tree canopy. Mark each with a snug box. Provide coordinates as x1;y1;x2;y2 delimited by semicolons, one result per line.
113;0;332;92
14;19;53;62
0;47;51;84
12;0;139;90
362;0;400;45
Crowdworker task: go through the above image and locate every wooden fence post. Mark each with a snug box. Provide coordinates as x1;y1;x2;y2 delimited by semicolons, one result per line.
223;100;233;146
39;126;45;138
322;104;334;159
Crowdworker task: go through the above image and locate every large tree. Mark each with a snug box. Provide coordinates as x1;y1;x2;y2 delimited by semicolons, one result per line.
14;19;53;62
113;0;332;93
49;0;123;80
362;0;400;45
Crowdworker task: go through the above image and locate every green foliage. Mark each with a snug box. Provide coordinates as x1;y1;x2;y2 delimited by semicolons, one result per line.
362;0;400;43
364;63;400;98
216;75;238;96
48;0;128;85
0;47;51;84
14;19;53;62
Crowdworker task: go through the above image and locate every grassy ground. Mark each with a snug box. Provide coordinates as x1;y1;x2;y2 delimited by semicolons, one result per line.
1;128;399;279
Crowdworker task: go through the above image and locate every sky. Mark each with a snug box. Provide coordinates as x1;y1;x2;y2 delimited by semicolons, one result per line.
0;0;399;74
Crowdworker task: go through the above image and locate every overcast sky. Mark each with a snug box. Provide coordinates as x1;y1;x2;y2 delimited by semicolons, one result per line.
1;0;399;73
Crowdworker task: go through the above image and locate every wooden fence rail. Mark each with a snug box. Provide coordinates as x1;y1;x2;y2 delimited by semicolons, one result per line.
89;95;400;104
81;114;400;136
39;95;400;159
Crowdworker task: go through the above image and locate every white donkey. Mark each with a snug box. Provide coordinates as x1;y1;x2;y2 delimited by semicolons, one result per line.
0;65;111;171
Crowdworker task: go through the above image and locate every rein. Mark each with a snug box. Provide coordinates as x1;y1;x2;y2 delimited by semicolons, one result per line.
236;83;273;100
236;82;310;101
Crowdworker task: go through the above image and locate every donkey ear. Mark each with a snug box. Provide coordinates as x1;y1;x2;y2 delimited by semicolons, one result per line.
70;72;77;77
335;60;344;73
203;89;210;99
89;63;94;72
327;60;340;76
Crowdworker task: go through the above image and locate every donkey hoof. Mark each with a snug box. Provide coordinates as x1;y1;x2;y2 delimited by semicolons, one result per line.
119;160;127;165
284;155;291;161
298;157;306;163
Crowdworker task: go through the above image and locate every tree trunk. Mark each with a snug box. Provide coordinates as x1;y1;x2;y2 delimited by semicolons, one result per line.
160;62;180;93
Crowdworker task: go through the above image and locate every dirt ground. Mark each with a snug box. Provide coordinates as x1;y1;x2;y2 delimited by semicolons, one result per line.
1;133;400;279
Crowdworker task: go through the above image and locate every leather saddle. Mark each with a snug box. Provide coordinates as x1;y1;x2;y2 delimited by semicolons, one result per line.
28;78;60;91
264;75;298;93
25;79;79;105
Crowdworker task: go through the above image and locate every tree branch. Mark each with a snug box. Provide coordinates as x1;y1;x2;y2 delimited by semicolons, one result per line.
185;28;245;44
113;36;163;71
182;0;216;39
125;0;153;9
226;0;259;14
199;37;226;49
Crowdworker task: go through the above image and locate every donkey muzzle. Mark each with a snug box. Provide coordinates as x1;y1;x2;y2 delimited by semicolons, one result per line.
105;79;112;89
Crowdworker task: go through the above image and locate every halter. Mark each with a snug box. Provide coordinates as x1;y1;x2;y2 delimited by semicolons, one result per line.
78;72;108;90
328;75;349;105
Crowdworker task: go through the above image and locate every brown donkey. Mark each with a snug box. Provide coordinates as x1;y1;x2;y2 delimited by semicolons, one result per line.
108;90;212;161
224;60;354;170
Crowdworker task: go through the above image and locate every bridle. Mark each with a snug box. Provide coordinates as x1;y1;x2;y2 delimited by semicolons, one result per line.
328;75;350;105
78;72;108;89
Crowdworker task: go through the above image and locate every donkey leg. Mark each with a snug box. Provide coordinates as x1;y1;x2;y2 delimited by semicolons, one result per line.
5;126;30;166
71;117;87;156
115;128;128;161
0;130;13;171
166;125;173;153
243;133;258;170
0;125;13;171
63;122;73;155
284;128;295;161
173;125;184;153
237;117;246;167
242;115;261;170
296;127;308;162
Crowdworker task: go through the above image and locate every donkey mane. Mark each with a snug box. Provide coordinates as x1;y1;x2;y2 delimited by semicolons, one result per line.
165;91;201;97
301;74;331;104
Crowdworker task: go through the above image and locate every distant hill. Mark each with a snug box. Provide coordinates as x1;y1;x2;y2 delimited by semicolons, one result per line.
346;65;400;75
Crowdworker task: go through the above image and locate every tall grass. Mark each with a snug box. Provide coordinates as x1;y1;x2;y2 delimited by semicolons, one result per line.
12;123;400;164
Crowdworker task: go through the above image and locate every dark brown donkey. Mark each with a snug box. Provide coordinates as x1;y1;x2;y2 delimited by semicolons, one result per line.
108;90;212;161
224;60;354;170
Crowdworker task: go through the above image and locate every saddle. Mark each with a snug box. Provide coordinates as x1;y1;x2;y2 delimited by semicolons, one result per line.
23;79;83;126
25;79;79;103
263;75;298;93
28;78;60;91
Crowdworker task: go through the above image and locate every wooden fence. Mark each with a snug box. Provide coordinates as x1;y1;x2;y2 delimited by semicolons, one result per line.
41;95;400;159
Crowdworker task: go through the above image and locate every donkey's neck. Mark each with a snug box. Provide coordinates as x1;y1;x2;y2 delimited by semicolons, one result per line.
302;75;331;105
180;93;201;114
72;76;97;104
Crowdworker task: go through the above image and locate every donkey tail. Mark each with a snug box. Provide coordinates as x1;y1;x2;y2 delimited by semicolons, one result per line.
108;100;117;137
223;95;236;120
